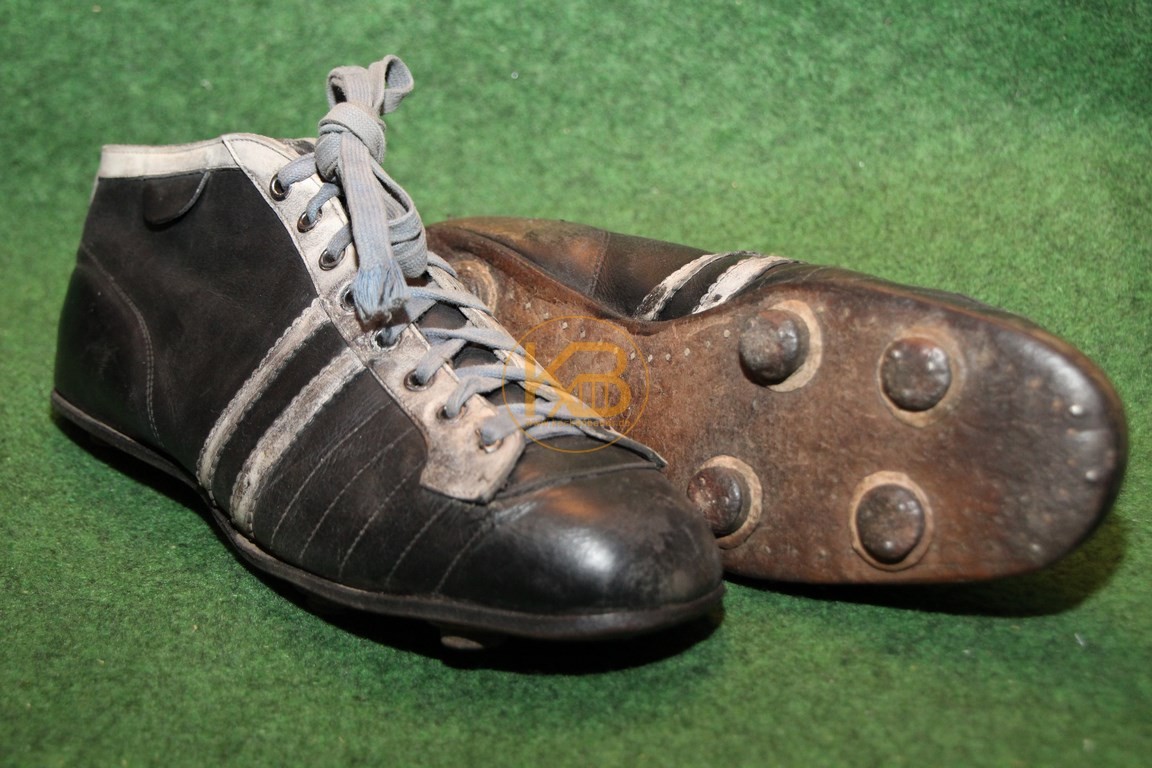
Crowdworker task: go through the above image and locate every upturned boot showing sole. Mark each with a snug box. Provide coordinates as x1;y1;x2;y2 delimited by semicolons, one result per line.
53;60;723;646
426;217;1127;585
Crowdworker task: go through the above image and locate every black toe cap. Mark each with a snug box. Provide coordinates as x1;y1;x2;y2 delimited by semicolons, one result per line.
438;466;724;616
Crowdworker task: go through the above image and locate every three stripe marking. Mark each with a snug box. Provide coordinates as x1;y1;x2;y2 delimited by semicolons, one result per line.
229;347;364;533
195;298;365;533
196;298;329;496
634;251;795;320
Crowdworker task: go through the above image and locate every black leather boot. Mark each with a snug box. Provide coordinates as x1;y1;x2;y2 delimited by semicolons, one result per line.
426;217;1127;584
52;59;723;646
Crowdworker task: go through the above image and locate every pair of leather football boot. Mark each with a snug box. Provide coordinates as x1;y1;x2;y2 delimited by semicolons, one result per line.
54;57;1126;647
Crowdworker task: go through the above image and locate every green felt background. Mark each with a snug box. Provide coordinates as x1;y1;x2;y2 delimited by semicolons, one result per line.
2;1;1149;765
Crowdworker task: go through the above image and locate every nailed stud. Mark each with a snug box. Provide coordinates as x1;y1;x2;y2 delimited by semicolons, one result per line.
739;309;809;385
854;484;926;565
687;465;751;537
437;625;506;651
881;338;952;412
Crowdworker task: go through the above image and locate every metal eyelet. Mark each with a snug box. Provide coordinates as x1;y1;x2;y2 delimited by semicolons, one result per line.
371;330;400;351
269;176;289;200
478;431;504;454
339;287;355;312
297;210;321;233
437;404;464;422
319;248;343;270
404;370;430;391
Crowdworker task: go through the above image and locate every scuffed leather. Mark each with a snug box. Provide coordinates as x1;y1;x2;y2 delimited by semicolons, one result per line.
428;217;712;318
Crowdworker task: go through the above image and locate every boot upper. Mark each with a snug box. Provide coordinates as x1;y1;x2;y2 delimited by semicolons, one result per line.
56;115;722;621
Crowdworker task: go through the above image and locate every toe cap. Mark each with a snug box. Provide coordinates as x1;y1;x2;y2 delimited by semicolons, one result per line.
438;466;724;618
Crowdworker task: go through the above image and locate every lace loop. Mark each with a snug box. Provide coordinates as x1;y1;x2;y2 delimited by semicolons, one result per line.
317;102;387;169
279;57;623;447
311;56;427;321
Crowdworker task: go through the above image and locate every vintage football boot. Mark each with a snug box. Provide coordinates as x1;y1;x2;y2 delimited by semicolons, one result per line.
52;59;723;646
426;217;1127;584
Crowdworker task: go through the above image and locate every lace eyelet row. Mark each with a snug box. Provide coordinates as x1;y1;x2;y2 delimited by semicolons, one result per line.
357;295;506;453
271;176;333;261
266;132;537;454
371;341;466;424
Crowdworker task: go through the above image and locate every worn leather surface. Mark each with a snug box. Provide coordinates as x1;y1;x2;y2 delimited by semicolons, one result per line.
425;215;1128;584
55;169;722;616
426;216;806;320
430;217;714;318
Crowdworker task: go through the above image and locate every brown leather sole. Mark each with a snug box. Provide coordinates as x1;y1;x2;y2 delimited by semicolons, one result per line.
430;228;1127;584
51;391;725;645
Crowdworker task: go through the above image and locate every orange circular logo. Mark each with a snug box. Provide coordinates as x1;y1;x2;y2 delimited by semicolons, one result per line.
502;315;650;452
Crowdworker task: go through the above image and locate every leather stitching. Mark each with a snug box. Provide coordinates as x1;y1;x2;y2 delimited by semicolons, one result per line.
296;423;416;561
336;460;423;578
81;245;163;448
267;400;390;548
585;226;611;297
382;498;453;587
433;517;494;595
229;348;365;531
432;504;532;595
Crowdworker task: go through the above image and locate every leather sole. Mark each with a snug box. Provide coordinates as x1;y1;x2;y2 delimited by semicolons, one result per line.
51;391;724;645
434;238;1127;584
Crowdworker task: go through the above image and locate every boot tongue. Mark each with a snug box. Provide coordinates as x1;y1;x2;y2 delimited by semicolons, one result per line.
411;292;616;453
409;285;529;410
407;285;617;453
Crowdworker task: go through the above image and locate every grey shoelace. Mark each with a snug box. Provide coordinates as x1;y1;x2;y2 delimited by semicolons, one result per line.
273;56;596;447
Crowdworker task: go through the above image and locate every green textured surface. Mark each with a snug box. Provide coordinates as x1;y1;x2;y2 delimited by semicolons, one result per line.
2;1;1150;765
